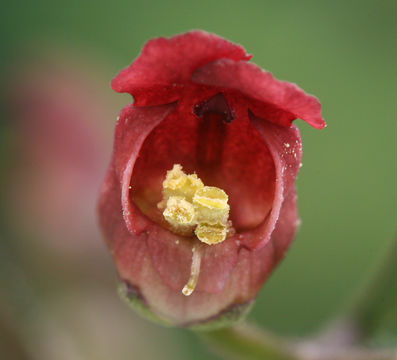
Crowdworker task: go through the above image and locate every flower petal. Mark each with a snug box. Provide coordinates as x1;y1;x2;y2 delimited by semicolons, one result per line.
98;169;149;288
111;31;251;105
112;102;177;234
147;232;239;293
192;59;325;129
114;187;298;326
238;112;302;249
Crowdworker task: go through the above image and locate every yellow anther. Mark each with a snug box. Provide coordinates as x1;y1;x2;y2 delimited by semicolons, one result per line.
162;196;196;236
160;164;232;246
193;186;230;224
195;222;227;245
162;164;203;202
193;186;228;209
163;197;196;226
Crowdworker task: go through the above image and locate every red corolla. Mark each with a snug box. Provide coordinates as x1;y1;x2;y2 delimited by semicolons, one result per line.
98;30;325;327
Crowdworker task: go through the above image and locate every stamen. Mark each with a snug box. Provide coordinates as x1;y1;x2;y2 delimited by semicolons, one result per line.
195;222;227;245
162;196;196;236
182;246;202;296
163;197;195;226
159;164;233;244
193;186;230;225
159;165;234;296
162;164;203;202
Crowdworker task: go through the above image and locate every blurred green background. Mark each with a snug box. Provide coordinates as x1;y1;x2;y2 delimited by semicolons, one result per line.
1;0;397;359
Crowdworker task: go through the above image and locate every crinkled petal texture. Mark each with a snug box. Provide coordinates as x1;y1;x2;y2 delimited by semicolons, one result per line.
99;31;324;326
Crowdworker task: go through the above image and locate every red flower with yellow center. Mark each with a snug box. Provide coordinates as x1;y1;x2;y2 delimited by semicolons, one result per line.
98;30;325;327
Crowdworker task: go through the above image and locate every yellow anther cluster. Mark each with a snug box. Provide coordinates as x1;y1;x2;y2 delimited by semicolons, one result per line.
160;164;231;245
161;164;203;202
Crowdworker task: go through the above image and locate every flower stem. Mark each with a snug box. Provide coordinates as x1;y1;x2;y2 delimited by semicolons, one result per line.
200;322;397;360
200;323;299;360
325;234;397;342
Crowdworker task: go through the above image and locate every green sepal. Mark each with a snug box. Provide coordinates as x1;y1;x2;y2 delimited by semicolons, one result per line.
118;283;173;327
189;301;254;331
118;282;254;330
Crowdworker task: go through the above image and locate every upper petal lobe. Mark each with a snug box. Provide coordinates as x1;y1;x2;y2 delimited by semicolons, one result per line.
192;59;325;129
111;30;251;105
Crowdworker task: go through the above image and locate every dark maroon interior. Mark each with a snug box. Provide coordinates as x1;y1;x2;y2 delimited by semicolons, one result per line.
130;94;276;234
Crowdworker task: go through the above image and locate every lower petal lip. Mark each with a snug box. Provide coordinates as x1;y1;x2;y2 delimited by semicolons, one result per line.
101;177;299;325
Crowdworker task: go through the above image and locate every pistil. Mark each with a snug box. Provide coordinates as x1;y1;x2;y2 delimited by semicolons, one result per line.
182;246;202;296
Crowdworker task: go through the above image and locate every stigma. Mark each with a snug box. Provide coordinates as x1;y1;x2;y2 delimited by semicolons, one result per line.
158;164;232;296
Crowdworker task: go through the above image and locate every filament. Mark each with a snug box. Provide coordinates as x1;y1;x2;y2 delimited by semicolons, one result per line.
182;246;202;296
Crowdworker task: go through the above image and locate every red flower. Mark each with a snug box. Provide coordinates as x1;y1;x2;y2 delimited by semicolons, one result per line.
98;31;325;327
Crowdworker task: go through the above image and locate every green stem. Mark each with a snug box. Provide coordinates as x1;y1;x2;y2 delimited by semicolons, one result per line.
200;323;396;360
319;235;397;344
200;323;298;360
344;235;397;340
